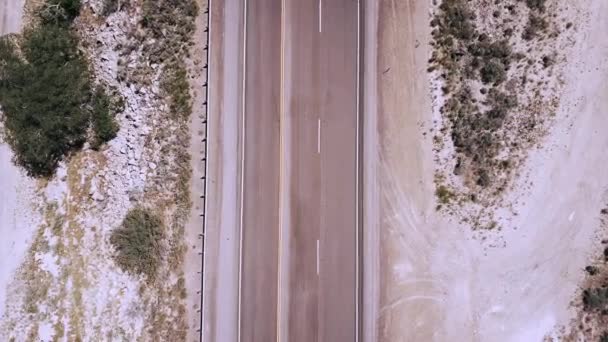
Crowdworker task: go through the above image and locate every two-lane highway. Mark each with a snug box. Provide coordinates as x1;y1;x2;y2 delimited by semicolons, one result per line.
204;0;361;340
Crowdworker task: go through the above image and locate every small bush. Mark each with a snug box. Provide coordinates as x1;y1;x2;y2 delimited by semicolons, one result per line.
90;87;120;150
523;15;548;40
585;265;598;275
583;287;608;311
110;208;164;280
480;60;507;84
141;0;198;64
161;63;192;120
525;0;547;12
438;0;476;40
436;185;455;204
40;0;81;24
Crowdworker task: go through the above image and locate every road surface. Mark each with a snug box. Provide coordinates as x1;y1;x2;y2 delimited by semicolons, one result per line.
204;0;361;341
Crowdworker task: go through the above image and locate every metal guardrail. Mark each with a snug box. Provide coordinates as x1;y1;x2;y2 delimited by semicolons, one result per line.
198;2;211;341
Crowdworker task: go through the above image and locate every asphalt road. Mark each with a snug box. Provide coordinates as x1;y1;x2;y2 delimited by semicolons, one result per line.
205;0;360;340
239;0;282;340
282;0;359;341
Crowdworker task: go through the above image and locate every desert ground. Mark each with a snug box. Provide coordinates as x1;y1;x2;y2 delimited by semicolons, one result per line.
2;0;608;340
0;0;206;340
371;0;608;341
0;0;24;34
0;0;39;324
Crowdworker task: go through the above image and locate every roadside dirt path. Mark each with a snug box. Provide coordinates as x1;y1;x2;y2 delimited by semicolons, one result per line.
0;0;24;34
0;0;38;323
373;0;608;340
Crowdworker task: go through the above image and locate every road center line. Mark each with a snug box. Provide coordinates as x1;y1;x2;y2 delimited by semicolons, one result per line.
318;0;322;33
355;0;361;341
317;118;321;154
276;0;286;340
316;239;320;275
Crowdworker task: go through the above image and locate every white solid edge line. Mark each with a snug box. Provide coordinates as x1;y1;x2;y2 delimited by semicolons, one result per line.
317;118;321;154
276;0;286;340
319;0;322;33
237;0;248;340
354;0;360;341
316;239;320;275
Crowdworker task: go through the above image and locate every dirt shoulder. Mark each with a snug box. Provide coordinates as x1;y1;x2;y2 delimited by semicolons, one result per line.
183;0;208;339
0;0;39;324
0;0;24;34
374;0;608;340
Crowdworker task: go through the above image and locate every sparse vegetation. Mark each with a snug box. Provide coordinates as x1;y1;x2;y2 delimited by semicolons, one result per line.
564;208;608;340
90;86;121;150
0;0;119;177
110;208;164;280
141;0;198;65
431;0;520;191
523;15;548;40
40;0;82;25
161;63;192;120
429;0;563;208
525;0;547;12
436;185;455;204
583;287;608;311
101;0;124;16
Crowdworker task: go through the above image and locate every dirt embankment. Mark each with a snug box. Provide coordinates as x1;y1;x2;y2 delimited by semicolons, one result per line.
373;0;608;340
0;0;203;340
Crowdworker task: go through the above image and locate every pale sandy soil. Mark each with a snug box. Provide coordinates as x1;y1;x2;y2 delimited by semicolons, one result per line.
0;147;38;321
0;0;24;34
371;0;608;341
0;0;39;323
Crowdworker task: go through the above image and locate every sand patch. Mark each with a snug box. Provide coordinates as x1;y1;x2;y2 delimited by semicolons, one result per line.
374;0;608;340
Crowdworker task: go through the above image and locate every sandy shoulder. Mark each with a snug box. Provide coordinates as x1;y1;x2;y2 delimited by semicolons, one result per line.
374;0;608;341
0;0;24;34
0;0;38;322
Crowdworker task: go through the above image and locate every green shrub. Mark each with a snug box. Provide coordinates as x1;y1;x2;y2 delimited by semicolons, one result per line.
480;60;507;84
162;63;192;120
90;87;120;150
40;0;81;24
141;0;198;64
523;15;548;40
436;185;455;204
0;0;119;176
0;26;90;176
583;287;608;311
110;208;164;280
525;0;547;12
438;0;476;40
